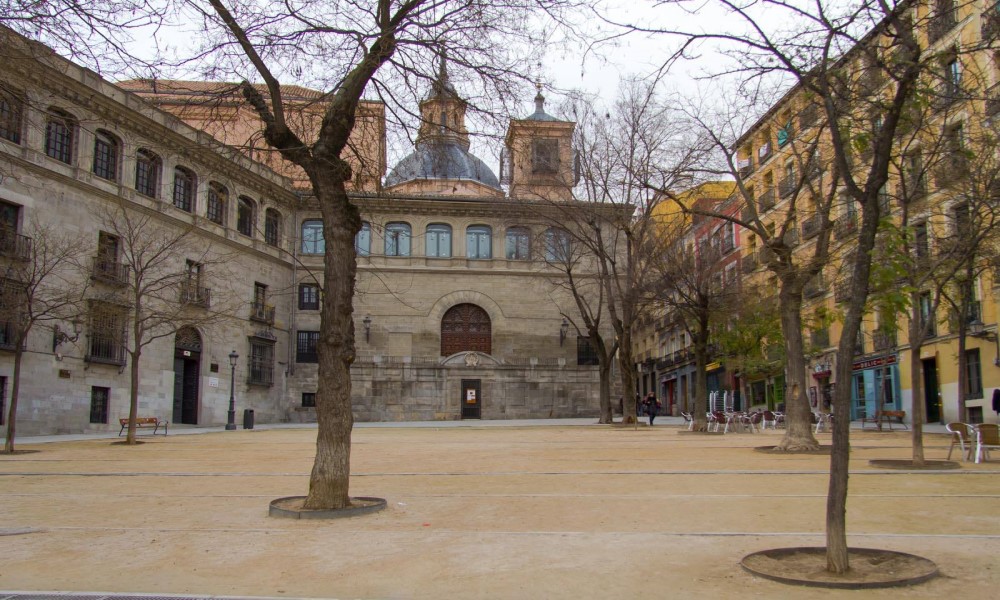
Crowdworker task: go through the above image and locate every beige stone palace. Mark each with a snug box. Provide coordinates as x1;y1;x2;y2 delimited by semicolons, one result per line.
0;28;609;436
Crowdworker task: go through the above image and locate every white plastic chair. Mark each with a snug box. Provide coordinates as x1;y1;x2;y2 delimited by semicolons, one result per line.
945;422;974;461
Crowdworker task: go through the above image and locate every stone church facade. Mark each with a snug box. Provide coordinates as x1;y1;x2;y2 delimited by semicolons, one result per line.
0;28;607;436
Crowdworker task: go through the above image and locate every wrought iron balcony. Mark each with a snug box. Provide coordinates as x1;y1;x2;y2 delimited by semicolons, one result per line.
927;8;957;45
180;281;211;308
0;229;32;261
804;274;826;299
85;333;127;366
810;328;830;348
801;215;821;240
873;329;897;352
741;252;758;274
834;213;857;237
758;188;775;211
935;154;969;188
92;257;130;286
779;177;796;199
249;301;276;324
834;279;851;303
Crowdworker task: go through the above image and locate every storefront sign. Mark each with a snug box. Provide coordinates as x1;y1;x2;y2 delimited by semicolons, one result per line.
852;354;897;371
705;362;721;372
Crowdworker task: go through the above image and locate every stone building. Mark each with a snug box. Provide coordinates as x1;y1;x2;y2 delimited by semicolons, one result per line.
0;29;609;436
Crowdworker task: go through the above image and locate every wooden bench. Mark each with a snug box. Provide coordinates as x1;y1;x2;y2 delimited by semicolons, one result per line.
118;417;168;436
860;410;907;431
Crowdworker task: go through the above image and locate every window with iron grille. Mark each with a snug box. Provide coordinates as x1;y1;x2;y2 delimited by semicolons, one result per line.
237;196;255;237
296;331;319;363
577;336;599;366
0;92;23;144
134;149;160;198
207;182;227;225
264;208;280;246
301;392;316;408
86;301;127;365
173;167;196;212
966;349;983;399
298;283;319;310
45;108;75;164
92;130;119;181
248;339;275;386
90;386;110;424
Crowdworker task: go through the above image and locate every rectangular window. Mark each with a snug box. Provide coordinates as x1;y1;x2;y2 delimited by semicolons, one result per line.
385;223;411;257
45;112;74;164
134;151;160;198
467;226;492;259
920;292;936;337
355;222;370;256
505;228;530;260
298;283;320;310
0;376;6;425
173;168;196;212
426;225;452;258
296;331;319;363
207;186;226;225
264;210;279;246
966;349;983;399
90;386;110;424
302;220;325;254
92;132;118;181
577;336;599;366
301;392;316;408
248;339;275;386
0;95;22;144
914;221;929;259
86;302;127;365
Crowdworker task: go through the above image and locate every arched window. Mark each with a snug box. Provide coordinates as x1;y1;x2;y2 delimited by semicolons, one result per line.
466;225;492;259
385;222;411;257
173;166;197;212
426;223;452;258
441;303;491;356
544;227;571;262
505;227;530;260
237;196;256;237
301;219;324;254
92;129;120;181
134;149;161;198
45;108;76;164
207;182;227;225
355;221;370;256
264;208;281;247
0;91;24;144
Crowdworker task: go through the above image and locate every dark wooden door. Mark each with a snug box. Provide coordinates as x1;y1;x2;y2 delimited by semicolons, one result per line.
441;303;491;356
173;351;200;424
461;379;481;419
923;357;941;423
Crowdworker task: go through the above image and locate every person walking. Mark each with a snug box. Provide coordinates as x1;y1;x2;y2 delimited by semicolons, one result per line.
644;392;661;426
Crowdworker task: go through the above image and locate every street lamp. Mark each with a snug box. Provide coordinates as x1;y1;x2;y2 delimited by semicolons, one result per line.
226;350;238;431
363;315;372;343
968;318;1000;366
559;317;569;347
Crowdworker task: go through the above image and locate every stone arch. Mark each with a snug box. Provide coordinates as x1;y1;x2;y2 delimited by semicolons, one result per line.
428;290;506;327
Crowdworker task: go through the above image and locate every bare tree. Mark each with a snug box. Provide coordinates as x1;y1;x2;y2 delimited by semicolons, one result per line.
164;0;575;509
95;201;240;445
1;222;88;453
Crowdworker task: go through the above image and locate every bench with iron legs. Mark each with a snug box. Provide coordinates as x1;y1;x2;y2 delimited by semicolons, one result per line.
118;417;168;436
860;410;907;430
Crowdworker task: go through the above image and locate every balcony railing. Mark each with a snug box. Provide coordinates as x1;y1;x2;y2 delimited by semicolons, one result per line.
250;301;276;324
92;257;130;286
834;213;857;237
801;215;821;240
741;252;758;274
933;80;965;111
799;104;819;130
0;320;18;350
834;279;851;303
810;328;830;348
935;154;969;188
758;188;775;211
873;329;897;352
804;275;826;299
783;228;800;248
85;333;127;366
898;174;926;200
180;281;211;308
779;177;796;199
928;7;958;45
0;229;32;261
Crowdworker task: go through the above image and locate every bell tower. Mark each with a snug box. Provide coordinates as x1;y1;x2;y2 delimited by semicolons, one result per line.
503;85;576;202
416;55;470;150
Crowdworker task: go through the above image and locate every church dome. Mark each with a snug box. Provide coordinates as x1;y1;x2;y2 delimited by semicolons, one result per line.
384;141;501;189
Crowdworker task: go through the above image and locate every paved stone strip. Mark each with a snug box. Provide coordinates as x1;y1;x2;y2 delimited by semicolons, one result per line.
0;594;302;600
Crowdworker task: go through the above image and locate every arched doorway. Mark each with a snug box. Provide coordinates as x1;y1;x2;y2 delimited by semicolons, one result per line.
173;327;202;424
441;303;492;356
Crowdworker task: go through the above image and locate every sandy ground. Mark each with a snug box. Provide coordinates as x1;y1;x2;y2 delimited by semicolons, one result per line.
0;422;998;599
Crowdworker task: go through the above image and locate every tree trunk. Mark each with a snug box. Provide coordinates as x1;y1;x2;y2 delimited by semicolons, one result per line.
598;357;613;424
304;174;359;510
3;348;23;453
908;312;926;466
692;338;709;432
126;348;141;445
775;284;819;451
618;332;638;424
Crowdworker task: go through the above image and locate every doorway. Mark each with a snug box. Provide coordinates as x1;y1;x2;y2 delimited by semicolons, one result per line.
173;327;202;425
922;357;941;424
461;379;481;419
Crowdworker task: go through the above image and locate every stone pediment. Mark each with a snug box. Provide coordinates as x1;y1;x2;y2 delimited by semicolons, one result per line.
440;351;501;367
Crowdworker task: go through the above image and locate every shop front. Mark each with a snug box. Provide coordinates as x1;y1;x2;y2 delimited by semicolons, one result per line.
850;354;900;420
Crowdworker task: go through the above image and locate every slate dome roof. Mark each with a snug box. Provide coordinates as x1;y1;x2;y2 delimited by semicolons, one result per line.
384;141;501;190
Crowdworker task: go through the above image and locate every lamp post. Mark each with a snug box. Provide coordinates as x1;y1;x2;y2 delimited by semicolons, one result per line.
559;317;569;347
363;315;372;343
226;350;238;431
